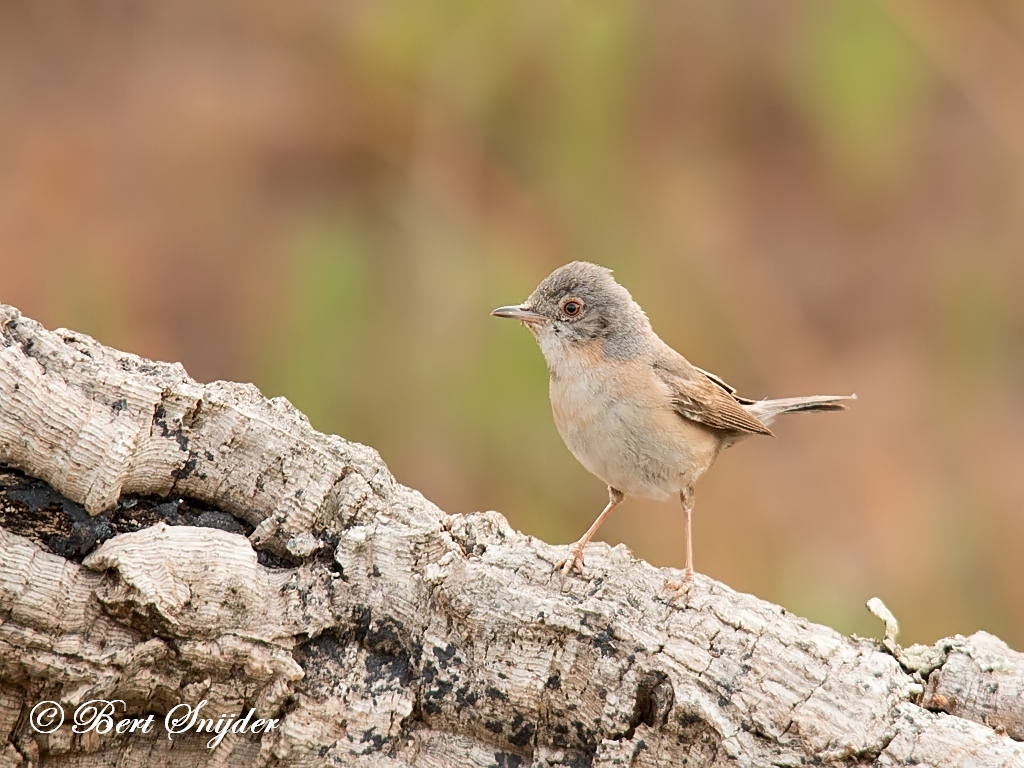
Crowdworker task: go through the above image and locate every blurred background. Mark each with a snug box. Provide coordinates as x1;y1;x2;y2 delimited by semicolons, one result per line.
2;1;1022;648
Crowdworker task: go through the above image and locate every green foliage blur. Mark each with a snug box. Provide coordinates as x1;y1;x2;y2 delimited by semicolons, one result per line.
2;1;1023;647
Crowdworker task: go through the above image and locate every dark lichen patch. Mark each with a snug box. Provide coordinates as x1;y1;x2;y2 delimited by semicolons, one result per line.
552;722;571;747
364;651;413;688
573;720;594;746
454;682;479;710
509;722;535;748
576;613;618;658
432;643;461;666
507;713;535;748
294;631;411;758
153;403;190;453
359;728;386;754
292;631;347;682
590;628;617;658
413;640;475;716
0;466;281;565
361;614;410;658
674;710;722;755
562;751;595;768
333;608;419;689
420;660;454;716
350;606;373;643
493;751;525;768
170;455;199;480
297;628;412;698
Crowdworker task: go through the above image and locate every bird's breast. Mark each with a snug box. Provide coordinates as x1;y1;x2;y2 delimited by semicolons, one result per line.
546;345;720;498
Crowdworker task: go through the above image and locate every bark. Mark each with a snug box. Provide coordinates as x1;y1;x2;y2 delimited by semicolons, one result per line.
0;302;1022;768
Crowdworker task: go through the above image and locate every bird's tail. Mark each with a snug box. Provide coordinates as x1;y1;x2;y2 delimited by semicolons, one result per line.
743;394;856;427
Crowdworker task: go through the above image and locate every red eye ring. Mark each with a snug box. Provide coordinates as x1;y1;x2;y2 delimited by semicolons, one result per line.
561;299;582;317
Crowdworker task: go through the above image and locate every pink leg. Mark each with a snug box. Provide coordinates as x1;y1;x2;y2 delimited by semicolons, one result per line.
682;486;694;581
668;487;695;594
557;486;624;577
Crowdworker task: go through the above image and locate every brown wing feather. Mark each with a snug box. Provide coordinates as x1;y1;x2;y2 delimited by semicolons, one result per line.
693;365;756;405
654;357;773;437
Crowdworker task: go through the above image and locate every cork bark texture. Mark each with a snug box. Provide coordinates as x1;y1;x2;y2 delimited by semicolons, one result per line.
0;303;1022;767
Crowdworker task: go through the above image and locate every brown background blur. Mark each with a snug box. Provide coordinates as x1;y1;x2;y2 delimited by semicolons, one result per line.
2;1;1022;648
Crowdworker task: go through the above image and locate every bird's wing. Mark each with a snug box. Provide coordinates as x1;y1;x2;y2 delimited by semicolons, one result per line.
653;356;774;437
693;365;756;405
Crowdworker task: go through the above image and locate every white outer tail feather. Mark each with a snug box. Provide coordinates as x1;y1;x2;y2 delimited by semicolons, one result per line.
744;394;856;427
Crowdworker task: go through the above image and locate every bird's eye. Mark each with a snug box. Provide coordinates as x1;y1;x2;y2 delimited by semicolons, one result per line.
561;298;583;317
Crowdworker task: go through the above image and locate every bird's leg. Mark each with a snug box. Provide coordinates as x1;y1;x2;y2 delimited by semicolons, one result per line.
683;486;694;580
668;486;695;593
556;486;624;577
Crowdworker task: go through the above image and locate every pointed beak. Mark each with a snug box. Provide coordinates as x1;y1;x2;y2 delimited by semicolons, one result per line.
490;305;546;323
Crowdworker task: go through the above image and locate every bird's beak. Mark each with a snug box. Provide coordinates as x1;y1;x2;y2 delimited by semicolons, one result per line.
490;305;546;323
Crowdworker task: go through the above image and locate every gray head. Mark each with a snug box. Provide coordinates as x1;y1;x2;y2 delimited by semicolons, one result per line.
491;261;651;360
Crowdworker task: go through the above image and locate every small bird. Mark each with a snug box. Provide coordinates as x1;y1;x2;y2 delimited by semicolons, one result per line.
491;261;853;588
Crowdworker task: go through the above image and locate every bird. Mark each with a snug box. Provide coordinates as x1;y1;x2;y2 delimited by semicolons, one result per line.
490;261;853;589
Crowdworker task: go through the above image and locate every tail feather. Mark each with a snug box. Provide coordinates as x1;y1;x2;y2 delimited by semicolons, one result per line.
743;394;856;426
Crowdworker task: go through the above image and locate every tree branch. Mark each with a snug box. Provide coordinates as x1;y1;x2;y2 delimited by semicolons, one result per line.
1;304;1021;766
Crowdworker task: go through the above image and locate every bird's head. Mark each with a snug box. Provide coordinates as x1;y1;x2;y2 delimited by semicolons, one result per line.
491;261;651;363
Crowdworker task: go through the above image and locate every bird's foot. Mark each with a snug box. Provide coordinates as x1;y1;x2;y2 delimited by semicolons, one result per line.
555;543;586;579
666;567;695;599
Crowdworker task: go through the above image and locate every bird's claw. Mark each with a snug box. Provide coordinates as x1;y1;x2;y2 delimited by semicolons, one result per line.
666;568;695;599
555;544;586;579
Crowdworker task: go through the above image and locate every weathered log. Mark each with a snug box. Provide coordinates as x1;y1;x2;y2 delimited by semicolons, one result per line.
0;303;1021;767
